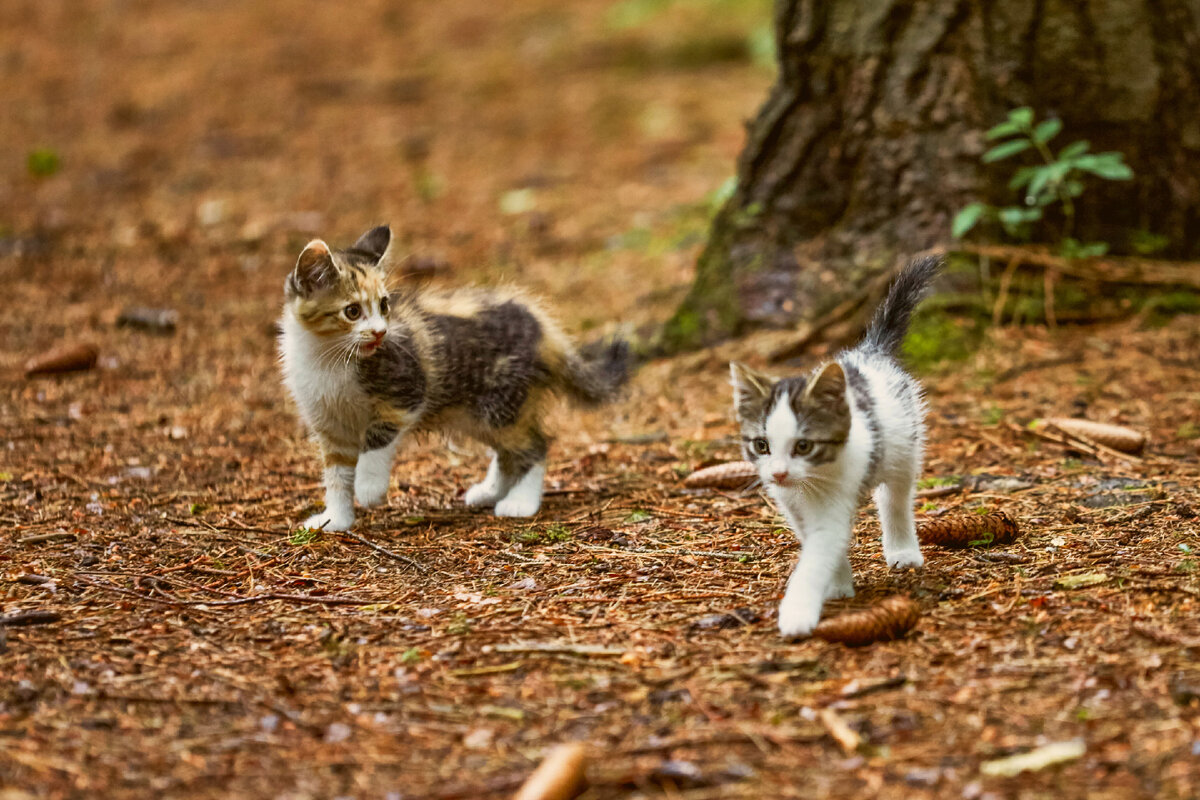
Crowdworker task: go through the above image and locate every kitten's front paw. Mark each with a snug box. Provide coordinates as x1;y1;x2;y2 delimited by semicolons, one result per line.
494;494;541;518
885;548;924;569
355;476;389;508
777;598;822;638
302;510;355;532
463;481;502;507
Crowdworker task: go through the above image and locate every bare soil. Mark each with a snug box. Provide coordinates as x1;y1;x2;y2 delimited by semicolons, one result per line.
2;1;1198;798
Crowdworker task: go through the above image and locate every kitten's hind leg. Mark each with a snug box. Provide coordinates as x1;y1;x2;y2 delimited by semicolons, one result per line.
494;462;546;517
464;453;513;508
875;481;924;569
492;435;548;518
356;427;400;507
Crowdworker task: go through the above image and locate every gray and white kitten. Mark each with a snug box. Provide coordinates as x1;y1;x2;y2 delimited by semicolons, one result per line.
730;257;940;637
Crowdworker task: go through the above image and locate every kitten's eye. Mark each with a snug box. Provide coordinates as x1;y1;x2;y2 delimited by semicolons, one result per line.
344;303;362;321
752;438;770;455
379;297;389;316
793;439;814;456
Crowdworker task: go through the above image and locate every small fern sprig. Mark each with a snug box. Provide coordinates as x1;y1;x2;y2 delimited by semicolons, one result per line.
953;107;1133;256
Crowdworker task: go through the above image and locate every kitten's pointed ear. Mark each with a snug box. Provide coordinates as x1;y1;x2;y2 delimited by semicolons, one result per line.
352;225;391;261
805;362;847;406
730;362;774;419
289;239;336;297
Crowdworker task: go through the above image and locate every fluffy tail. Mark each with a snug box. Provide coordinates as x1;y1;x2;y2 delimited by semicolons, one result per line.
560;338;632;405
859;256;942;356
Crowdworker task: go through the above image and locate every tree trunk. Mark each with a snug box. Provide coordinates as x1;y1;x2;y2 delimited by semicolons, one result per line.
661;0;1200;351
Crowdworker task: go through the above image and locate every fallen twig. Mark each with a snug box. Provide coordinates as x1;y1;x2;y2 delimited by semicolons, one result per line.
493;641;625;657
0;609;62;627
334;530;426;572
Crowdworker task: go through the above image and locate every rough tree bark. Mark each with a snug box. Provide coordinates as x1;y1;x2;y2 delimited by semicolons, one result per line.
661;0;1200;351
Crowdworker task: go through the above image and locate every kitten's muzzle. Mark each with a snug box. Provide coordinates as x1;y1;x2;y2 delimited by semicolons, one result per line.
360;330;386;354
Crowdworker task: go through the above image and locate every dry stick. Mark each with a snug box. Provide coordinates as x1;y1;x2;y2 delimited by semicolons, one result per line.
956;244;1200;289
1011;421;1109;462
333;530;426;572
992;254;1022;326
17;531;77;544
75;574;373;608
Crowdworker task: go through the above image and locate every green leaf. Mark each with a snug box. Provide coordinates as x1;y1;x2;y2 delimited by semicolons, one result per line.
999;207;1041;225
1032;118;1062;144
983;139;1032;163
952;202;987;238
1063;180;1085;198
1008;166;1039;190
27;148;61;178
1025;167;1055;204
1075;152;1133;180
1058;140;1090;160
986;120;1022;140
1007;107;1035;130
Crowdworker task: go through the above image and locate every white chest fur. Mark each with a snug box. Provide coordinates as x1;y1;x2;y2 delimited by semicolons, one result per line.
278;314;372;442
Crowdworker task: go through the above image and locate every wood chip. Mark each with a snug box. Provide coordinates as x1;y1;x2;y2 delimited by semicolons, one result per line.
24;343;99;377
512;743;587;800
813;595;920;647
1035;417;1146;455
683;461;758;490
817;708;861;754
917;511;1020;548
980;739;1085;777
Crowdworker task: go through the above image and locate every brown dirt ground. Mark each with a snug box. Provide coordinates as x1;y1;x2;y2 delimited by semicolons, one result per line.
2;1;1199;798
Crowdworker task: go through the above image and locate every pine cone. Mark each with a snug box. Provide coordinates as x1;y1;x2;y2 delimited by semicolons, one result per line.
24;343;99;377
917;511;1019;548
813;595;920;646
1037;417;1146;455
682;461;758;490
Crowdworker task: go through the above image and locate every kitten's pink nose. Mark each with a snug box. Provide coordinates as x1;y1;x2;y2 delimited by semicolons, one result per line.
772;470;788;483
370;330;385;343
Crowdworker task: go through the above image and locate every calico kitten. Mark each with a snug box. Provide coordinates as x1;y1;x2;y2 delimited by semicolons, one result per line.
279;225;629;531
730;256;941;637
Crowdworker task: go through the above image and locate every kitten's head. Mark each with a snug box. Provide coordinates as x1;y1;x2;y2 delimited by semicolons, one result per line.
284;225;396;358
729;361;850;488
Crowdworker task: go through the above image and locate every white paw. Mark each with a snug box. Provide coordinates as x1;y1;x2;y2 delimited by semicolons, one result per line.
303;510;355;532
885;548;925;569
826;581;856;600
494;494;541;518
355;476;389;507
464;482;502;507
777;598;823;638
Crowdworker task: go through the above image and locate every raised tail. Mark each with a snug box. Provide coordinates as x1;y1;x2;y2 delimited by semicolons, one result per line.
859;255;942;356
559;337;633;405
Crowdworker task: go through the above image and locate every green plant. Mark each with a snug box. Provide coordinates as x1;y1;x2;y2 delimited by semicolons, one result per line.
953;107;1132;253
289;527;319;546
27;148;61;178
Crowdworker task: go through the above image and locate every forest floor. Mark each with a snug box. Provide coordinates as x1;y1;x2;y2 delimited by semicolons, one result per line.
2;0;1198;798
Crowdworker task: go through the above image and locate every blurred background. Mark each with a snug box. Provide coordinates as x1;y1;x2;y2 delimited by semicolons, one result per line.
0;0;776;341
